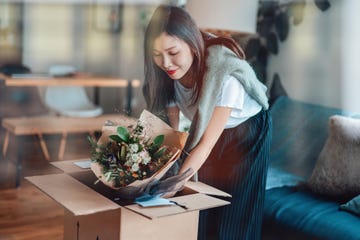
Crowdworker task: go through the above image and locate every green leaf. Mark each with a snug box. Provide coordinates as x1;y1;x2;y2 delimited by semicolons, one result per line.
105;172;112;182
153;147;167;159
148;135;165;154
117;150;121;161
87;135;96;145
109;135;122;142
120;145;126;161
153;135;164;147
117;126;130;142
137;143;143;152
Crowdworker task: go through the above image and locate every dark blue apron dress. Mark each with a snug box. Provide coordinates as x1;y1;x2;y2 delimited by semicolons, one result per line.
197;109;272;240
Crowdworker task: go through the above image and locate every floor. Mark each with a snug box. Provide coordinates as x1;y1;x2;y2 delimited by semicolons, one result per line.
0;129;91;240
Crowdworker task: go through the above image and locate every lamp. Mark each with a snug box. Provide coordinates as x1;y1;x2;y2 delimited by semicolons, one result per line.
186;0;259;36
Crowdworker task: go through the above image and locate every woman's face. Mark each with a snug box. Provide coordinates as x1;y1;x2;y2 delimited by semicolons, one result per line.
152;32;194;80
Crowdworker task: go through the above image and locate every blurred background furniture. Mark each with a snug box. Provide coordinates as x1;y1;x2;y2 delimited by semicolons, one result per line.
0;65;48;118
2;74;141;114
1;74;140;155
37;85;103;118
1;71;141;187
2;114;134;187
0;64;31;76
37;65;103;118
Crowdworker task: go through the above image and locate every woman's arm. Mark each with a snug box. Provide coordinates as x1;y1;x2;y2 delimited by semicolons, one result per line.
167;106;180;130
179;106;232;179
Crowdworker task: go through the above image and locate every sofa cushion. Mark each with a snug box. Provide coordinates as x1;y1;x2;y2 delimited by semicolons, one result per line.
266;166;303;190
269;96;344;178
340;194;360;216
264;186;360;240
269;75;287;106
307;115;360;199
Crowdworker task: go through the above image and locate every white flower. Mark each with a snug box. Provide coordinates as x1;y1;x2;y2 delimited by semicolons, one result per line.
126;152;138;164
131;163;139;172
139;150;151;165
124;160;133;167
143;156;151;165
131;153;139;162
129;143;139;153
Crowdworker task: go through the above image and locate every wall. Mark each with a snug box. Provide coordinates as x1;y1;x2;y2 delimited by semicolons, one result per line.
341;0;360;113
21;2;153;117
267;0;360;113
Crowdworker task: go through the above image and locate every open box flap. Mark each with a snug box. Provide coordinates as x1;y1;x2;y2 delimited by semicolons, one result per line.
125;193;230;219
184;181;231;198
26;173;120;216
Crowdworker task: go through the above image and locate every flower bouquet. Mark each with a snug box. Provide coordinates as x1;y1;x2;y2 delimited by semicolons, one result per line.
88;110;188;199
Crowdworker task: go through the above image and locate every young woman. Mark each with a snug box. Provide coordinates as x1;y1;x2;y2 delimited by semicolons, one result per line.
143;5;272;240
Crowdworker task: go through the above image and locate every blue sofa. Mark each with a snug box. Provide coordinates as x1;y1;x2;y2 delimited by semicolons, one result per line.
262;95;360;240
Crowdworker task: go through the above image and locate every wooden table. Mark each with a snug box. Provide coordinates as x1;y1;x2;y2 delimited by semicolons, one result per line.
0;73;142;115
2;114;136;187
1;74;137;86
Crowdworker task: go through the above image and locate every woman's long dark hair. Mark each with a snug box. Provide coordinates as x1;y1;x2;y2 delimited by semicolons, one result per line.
143;5;245;118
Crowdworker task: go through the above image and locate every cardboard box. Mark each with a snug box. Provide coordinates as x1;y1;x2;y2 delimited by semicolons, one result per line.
26;160;230;240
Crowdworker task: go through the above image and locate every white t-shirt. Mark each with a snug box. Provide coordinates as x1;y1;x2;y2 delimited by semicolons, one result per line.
169;75;262;129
